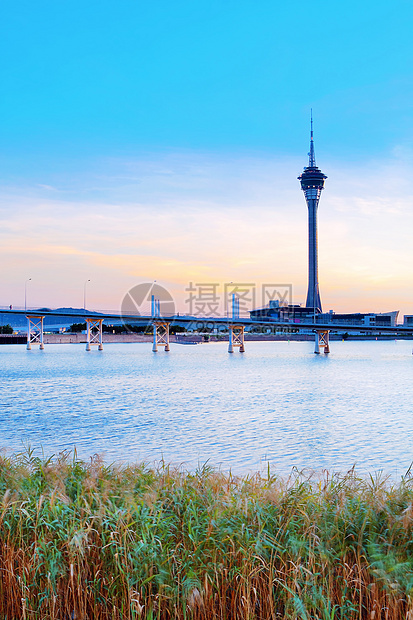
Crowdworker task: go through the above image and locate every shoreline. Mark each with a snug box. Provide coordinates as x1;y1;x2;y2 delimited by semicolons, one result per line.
1;332;412;345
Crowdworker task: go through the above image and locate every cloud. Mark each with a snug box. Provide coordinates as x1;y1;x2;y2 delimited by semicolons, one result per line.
36;184;57;191
1;148;412;316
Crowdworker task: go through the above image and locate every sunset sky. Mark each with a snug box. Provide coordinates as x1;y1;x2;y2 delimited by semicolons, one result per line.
1;1;413;317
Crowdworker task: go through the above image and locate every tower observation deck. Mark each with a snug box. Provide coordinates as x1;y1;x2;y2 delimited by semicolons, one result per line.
298;115;327;312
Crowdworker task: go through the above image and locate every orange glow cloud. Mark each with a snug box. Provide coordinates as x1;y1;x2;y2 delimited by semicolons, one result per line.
1;150;413;317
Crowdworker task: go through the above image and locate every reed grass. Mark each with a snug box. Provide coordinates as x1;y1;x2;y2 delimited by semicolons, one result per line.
1;450;413;619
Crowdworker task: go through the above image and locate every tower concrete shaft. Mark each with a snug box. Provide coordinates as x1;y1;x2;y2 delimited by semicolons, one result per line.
298;116;327;312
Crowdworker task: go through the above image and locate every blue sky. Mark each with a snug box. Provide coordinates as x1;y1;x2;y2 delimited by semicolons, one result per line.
1;1;413;315
1;0;412;159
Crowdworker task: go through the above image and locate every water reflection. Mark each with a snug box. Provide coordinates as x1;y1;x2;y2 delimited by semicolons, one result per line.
0;340;412;476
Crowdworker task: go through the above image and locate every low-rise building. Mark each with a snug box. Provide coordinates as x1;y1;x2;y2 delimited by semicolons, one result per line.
250;303;399;327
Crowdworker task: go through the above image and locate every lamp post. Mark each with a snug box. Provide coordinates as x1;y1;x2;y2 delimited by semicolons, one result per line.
24;278;32;312
83;279;90;310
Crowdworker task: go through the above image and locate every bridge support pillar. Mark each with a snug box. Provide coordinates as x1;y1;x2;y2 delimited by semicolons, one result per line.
85;318;104;351
152;321;170;352
26;316;45;350
228;325;245;353
315;330;330;354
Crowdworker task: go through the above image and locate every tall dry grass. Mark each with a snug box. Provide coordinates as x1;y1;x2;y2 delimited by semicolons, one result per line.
1;450;413;619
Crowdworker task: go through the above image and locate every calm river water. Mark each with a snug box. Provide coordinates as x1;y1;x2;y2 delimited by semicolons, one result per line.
1;340;412;476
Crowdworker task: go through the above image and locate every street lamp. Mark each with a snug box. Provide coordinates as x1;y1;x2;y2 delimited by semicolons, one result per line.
24;278;32;312
83;279;91;310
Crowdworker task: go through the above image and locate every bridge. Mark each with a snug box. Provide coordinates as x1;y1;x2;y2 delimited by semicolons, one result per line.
1;295;413;355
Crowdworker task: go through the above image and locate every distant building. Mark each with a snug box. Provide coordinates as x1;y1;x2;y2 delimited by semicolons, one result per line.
250;302;399;327
319;310;399;327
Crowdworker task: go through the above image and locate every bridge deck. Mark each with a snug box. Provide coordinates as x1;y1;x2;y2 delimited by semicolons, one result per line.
1;309;412;335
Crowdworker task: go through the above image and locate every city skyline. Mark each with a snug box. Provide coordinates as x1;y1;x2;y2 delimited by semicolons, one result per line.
1;1;413;316
2;148;412;317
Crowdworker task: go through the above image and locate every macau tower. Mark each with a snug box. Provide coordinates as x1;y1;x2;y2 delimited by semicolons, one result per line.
298;115;327;312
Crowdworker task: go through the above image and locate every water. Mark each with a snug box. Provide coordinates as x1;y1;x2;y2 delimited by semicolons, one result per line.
1;340;413;476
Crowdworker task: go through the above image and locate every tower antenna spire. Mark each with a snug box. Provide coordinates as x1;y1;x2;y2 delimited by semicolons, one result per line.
309;109;316;167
